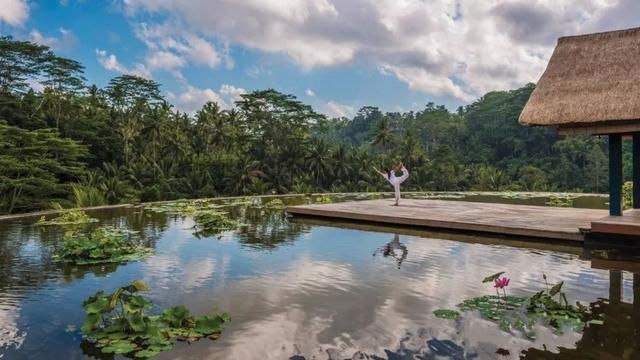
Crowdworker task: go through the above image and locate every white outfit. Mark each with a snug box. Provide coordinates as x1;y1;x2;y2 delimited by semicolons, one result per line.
385;166;409;205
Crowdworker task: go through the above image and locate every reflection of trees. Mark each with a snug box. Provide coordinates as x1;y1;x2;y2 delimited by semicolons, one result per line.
522;268;640;359
0;207;170;294
230;206;309;250
0;221;61;298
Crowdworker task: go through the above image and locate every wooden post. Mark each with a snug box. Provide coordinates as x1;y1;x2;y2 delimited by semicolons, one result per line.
634;133;640;208
609;134;623;216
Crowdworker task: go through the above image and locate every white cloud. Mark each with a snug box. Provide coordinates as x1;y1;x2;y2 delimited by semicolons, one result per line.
135;22;230;71
324;100;355;118
0;0;28;26
145;50;186;71
167;84;247;113
305;88;315;97
29;28;77;50
96;48;151;78
121;0;630;102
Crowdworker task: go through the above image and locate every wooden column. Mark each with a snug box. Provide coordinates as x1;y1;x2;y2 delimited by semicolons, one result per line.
634;133;640;208
609;134;623;216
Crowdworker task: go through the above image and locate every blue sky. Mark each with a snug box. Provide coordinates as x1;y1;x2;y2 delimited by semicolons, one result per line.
1;0;637;116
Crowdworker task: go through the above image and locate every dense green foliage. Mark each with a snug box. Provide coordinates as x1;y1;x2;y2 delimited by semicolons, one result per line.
55;227;153;265
192;211;238;238
37;209;98;226
80;280;229;358
0;36;619;214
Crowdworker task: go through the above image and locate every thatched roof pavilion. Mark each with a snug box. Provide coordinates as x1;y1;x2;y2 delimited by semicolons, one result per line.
520;27;640;135
520;27;640;218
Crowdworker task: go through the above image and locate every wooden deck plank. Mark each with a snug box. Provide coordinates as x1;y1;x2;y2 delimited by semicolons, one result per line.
591;209;640;236
287;199;609;241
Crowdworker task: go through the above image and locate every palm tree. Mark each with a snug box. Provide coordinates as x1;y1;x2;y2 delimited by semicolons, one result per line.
224;158;264;195
332;144;353;184
371;117;395;150
305;139;334;188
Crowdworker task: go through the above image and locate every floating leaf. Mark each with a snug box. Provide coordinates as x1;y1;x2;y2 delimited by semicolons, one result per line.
161;305;191;327
549;281;564;297
81;313;101;333
101;340;138;354
36;210;98;226
587;319;604;326
433;309;461;319
80;280;228;358
194;315;226;335
134;348;162;358
131;280;149;292
126;311;147;332
482;272;505;283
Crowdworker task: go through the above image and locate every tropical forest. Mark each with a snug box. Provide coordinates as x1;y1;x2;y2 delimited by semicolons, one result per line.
0;35;615;215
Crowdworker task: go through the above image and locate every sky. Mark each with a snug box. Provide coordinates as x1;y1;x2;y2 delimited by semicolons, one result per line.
0;0;638;117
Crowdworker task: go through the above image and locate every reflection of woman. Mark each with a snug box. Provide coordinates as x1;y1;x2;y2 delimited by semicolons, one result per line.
373;161;409;206
373;234;408;268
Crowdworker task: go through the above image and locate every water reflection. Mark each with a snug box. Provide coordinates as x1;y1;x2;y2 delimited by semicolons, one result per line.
0;194;637;360
373;234;408;269
521;259;640;359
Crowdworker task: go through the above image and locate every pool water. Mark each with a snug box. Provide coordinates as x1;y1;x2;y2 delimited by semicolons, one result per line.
0;193;638;360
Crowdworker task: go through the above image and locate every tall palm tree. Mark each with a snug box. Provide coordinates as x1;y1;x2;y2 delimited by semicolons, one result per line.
371;117;395;150
305;139;334;188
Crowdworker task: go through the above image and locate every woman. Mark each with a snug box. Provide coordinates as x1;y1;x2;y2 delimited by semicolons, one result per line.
374;161;409;206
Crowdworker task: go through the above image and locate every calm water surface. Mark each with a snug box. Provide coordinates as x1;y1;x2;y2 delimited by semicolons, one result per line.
0;193;638;360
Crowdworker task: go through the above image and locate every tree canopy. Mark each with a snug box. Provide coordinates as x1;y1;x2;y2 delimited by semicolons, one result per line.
0;37;616;214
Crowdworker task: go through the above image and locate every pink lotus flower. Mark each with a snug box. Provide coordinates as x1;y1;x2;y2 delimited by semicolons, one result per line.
494;277;510;289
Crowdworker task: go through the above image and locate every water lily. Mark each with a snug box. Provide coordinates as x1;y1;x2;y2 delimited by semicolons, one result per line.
494;277;510;289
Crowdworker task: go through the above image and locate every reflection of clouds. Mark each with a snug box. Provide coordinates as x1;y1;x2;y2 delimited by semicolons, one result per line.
172;234;615;360
140;226;226;294
214;308;333;359
0;304;25;350
182;258;217;290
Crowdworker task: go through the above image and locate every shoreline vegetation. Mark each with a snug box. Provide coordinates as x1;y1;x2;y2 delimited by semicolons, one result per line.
0;191;608;222
0;36;626;216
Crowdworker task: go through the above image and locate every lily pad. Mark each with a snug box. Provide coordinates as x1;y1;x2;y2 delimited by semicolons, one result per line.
433;309;461;319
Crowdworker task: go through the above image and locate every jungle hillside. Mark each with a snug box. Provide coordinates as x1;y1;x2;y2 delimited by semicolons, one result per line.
0;36;619;215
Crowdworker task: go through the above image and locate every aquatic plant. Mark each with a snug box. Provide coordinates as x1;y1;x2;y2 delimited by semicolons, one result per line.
55;227;152;265
264;198;286;209
545;195;574;207
493;276;511;300
145;199;252;216
80;280;229;358
192;211;238;238
314;195;333;204
432;309;461;319
37;209;98;226
433;272;602;338
144;199;201;215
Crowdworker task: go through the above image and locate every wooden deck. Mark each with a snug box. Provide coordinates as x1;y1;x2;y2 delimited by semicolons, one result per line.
590;209;640;237
287;199;609;241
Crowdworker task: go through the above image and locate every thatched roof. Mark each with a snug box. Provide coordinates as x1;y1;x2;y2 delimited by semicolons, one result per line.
519;27;640;128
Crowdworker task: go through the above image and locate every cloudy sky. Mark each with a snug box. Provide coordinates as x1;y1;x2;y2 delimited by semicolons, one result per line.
0;0;638;116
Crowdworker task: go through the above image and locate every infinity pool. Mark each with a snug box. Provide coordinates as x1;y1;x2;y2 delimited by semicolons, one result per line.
0;193;637;359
